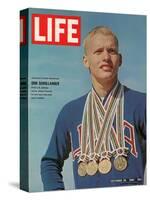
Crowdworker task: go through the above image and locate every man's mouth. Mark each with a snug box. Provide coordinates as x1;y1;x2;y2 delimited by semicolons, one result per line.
100;64;113;71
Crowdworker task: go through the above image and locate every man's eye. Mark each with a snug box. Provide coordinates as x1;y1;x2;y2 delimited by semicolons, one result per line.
95;50;103;55
108;48;117;54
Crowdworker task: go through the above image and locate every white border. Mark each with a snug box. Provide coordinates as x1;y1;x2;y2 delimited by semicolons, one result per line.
0;0;149;200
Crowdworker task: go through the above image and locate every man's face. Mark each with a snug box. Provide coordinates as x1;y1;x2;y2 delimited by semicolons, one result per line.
83;33;122;84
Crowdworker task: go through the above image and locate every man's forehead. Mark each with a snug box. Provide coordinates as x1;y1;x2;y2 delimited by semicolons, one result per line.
84;29;119;55
86;34;117;50
90;33;116;44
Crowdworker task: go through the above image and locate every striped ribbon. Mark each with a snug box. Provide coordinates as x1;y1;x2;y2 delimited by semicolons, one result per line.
79;93;90;162
111;88;129;157
79;81;124;163
93;82;122;158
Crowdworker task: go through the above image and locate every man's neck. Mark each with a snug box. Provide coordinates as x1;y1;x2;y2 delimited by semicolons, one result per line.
92;78;118;97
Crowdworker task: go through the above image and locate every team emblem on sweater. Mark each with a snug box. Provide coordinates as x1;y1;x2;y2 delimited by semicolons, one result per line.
74;120;138;159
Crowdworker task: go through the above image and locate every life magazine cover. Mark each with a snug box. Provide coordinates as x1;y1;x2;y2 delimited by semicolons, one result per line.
20;8;146;192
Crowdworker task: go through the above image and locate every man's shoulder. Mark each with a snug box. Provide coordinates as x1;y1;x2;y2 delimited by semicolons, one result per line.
59;93;88;117
64;93;88;110
124;86;146;102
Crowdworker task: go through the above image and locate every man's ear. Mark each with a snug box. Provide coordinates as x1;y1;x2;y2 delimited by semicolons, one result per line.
83;55;90;69
118;53;122;67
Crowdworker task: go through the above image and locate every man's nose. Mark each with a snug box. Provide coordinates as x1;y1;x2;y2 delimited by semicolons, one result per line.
102;49;111;61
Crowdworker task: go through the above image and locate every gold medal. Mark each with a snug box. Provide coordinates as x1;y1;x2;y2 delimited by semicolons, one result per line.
86;161;98;176
98;159;112;174
113;156;128;171
78;162;87;176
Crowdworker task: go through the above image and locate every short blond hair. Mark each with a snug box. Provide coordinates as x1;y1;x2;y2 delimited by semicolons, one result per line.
83;26;119;55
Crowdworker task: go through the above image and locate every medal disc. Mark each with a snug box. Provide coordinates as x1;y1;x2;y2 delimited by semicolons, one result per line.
98;159;112;174
86;161;98;176
78;162;87;176
113;156;128;171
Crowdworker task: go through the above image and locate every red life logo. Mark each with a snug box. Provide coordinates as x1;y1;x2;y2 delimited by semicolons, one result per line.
32;14;81;46
20;16;26;45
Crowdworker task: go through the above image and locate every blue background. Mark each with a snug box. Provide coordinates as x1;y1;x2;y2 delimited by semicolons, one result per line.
27;8;146;192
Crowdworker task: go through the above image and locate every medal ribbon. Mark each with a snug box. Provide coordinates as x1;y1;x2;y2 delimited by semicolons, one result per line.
92;90;112;160
79;82;125;163
111;88;129;158
79;93;90;163
93;82;122;156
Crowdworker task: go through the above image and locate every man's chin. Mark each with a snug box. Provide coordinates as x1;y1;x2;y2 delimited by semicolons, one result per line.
95;74;117;83
98;73;114;80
